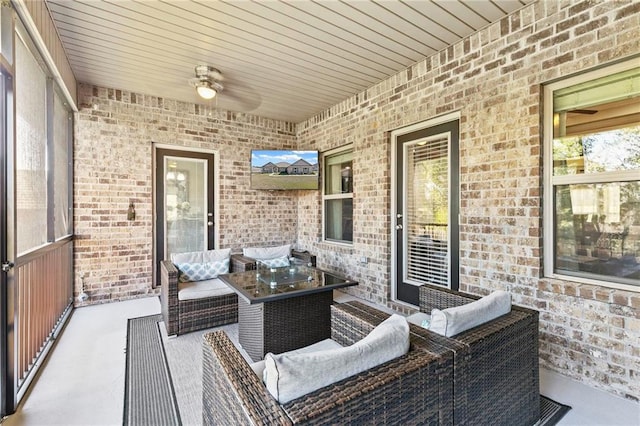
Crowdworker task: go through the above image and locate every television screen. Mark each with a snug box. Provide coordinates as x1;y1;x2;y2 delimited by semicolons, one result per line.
251;150;319;190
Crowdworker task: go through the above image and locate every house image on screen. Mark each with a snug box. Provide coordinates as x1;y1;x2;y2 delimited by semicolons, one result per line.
260;159;318;175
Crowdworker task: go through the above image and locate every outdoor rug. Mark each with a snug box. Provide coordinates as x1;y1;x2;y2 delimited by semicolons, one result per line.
123;314;181;426
539;395;571;425
126;314;571;426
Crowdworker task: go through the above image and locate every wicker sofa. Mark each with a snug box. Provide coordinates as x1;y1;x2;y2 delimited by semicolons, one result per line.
342;284;540;426
202;302;456;425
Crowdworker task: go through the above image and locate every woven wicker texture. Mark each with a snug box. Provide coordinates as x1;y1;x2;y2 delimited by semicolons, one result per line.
418;284;540;426
239;291;332;361
202;303;455;425
341;283;540;426
160;260;239;336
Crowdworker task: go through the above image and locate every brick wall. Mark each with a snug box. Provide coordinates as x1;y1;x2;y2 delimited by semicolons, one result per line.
297;0;639;401
74;85;297;303
73;0;639;401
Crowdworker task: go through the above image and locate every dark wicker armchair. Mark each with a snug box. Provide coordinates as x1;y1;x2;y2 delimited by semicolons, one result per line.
202;302;455;425
342;285;540;426
160;258;252;336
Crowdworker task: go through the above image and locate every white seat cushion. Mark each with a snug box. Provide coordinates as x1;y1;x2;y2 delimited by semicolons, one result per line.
429;290;511;337
177;278;234;301
263;314;410;404
249;338;343;379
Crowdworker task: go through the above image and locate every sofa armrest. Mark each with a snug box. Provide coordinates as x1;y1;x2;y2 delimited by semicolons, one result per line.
160;260;180;336
203;331;291;426
230;253;256;271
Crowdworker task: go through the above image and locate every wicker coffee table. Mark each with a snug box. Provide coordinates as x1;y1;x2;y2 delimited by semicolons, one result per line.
218;264;357;361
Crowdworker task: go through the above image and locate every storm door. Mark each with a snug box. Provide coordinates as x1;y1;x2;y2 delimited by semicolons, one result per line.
393;118;459;306
155;148;215;284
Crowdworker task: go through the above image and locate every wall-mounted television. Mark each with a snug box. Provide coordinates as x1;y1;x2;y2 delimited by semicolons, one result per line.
251;150;319;190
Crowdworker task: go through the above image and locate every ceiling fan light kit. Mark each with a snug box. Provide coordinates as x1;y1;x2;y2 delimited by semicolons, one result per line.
195;80;218;99
190;65;224;100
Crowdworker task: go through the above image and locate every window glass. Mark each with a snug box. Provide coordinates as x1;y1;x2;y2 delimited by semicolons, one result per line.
324;153;352;195
553;127;640;176
547;64;640;288
325;198;353;242
323;148;353;243
555;182;640;281
15;35;48;254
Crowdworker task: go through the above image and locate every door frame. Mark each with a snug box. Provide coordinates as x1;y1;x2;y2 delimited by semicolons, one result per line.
152;144;220;287
0;57;15;418
390;112;460;307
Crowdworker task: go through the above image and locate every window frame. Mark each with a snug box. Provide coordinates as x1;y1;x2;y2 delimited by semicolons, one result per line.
543;59;640;292
322;145;354;245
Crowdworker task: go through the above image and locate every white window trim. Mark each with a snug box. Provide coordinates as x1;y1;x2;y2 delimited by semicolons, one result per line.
543;59;640;293
322;145;353;245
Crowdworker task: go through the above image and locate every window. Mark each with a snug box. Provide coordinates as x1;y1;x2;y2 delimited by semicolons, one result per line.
323;147;353;244
544;61;640;290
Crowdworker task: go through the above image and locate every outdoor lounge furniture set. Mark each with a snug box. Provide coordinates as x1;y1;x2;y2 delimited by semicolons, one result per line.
160;244;539;425
202;283;540;425
160;244;314;336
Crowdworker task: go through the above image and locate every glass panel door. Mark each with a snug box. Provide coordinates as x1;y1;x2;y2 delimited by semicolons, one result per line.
155;149;215;284
164;157;207;256
394;119;459;305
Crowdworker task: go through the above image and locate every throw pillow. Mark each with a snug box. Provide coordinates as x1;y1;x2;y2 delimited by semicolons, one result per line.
406;312;431;329
263;313;409;404
171;248;231;264
429;290;511;337
243;244;291;260
176;258;229;283
258;256;290;268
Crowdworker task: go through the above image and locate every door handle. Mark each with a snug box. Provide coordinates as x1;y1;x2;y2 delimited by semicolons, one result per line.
2;261;14;272
395;224;403;230
207;221;214;226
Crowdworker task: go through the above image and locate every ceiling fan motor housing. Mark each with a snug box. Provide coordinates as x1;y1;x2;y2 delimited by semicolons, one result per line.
193;65;224;93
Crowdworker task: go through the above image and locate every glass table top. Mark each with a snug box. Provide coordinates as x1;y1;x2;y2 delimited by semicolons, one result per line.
218;264;357;304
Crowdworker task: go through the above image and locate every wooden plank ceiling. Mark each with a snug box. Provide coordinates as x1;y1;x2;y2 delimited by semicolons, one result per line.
45;0;533;122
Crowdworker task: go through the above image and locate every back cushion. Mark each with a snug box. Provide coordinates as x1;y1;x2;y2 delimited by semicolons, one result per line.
171;248;231;283
171;248;231;264
263;314;410;403
243;244;291;260
429;290;511;337
258;256;290;268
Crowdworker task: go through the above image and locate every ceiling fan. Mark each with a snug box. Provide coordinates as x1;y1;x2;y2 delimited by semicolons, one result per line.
188;65;224;100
